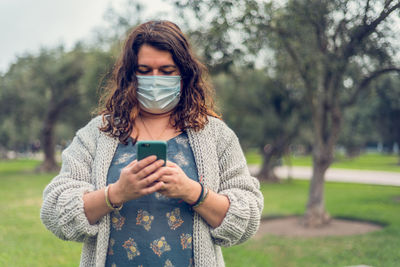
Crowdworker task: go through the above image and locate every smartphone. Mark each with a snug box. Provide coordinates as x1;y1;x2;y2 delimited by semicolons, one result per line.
137;140;167;166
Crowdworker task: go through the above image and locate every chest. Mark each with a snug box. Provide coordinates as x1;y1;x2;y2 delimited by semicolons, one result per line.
93;127;221;191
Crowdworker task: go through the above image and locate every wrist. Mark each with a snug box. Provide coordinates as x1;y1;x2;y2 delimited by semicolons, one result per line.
184;180;202;205
191;183;209;208
108;183;124;207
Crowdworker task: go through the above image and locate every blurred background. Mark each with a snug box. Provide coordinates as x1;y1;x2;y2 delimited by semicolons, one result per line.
1;0;400;266
1;0;399;171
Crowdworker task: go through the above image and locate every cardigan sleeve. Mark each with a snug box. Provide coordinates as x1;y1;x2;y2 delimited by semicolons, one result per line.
40;117;101;242
209;126;264;247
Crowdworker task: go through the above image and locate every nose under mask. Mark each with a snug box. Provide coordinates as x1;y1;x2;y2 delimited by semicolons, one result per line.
137;75;181;114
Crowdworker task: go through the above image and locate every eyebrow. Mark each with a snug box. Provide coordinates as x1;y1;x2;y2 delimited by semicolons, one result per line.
137;64;177;68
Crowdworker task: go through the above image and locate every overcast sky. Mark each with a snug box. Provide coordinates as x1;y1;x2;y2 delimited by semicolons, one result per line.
0;0;175;73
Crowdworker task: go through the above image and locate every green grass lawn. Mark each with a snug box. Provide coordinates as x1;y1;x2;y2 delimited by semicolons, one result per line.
1;159;399;266
0;159;82;267
223;181;400;267
246;151;400;172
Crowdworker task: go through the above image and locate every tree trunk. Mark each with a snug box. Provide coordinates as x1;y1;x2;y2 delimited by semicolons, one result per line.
257;145;280;182
257;138;290;182
302;98;341;226
36;108;61;173
397;150;400;166
301;148;332;227
345;146;361;158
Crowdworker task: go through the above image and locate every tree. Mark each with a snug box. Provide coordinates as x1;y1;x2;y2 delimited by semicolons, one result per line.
1;46;88;171
0;56;43;155
337;85;380;157
172;1;309;181
173;0;400;226
0;45;116;170
255;0;400;226
40;47;87;171
372;75;400;159
0;1;141;169
214;69;309;181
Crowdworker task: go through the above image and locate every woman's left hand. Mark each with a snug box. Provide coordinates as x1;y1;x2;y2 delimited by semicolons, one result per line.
157;161;201;204
158;161;230;228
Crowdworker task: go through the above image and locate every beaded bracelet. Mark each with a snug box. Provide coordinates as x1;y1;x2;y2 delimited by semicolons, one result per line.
105;184;123;211
193;187;209;208
191;182;209;208
190;182;204;207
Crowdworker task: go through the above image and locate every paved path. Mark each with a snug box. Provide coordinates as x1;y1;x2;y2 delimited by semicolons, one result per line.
248;165;400;186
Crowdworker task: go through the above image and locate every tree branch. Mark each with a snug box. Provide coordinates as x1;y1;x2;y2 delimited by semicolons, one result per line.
343;67;400;107
332;18;348;52
384;0;395;9
310;18;327;53
271;26;315;94
362;0;371;25
343;1;400;59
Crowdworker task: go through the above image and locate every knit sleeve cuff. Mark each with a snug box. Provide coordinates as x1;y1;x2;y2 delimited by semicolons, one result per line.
209;190;251;247
41;181;99;242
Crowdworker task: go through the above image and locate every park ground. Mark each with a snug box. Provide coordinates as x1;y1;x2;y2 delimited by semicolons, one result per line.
0;155;399;267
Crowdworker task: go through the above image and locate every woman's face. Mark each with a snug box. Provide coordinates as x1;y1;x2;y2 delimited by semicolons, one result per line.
136;44;180;76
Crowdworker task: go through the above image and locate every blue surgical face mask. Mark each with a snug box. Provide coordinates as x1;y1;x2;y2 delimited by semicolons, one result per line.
136;75;181;114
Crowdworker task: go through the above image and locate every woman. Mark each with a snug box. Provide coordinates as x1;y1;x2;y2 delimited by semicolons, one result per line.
41;20;263;267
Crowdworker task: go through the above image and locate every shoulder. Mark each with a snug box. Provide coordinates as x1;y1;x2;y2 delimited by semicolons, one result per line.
76;116;104;136
205;116;233;132
63;115;111;158
71;115;108;151
205;116;236;140
198;116;239;154
82;115;104;130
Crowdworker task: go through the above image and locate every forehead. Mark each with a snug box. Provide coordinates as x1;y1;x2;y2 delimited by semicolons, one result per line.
137;44;175;65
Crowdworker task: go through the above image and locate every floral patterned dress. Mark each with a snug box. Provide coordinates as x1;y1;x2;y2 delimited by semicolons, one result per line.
105;132;197;267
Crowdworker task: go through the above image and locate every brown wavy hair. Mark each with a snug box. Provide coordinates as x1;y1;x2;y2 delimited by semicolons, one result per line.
98;20;220;144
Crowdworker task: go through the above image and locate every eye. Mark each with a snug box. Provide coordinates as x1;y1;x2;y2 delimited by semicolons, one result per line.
137;69;151;74
136;66;151;74
160;66;179;75
161;70;175;75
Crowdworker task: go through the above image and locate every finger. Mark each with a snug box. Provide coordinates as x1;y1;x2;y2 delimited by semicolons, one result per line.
136;159;165;178
147;165;173;177
158;174;178;184
141;181;165;195
126;159;137;168
157;175;167;183
141;165;173;185
131;155;158;173
159;181;167;190
139;167;166;187
165;161;177;167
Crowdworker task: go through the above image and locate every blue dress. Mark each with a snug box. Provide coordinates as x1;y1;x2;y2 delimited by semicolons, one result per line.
105;132;198;267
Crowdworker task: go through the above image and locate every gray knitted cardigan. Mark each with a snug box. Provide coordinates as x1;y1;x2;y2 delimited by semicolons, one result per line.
40;116;264;267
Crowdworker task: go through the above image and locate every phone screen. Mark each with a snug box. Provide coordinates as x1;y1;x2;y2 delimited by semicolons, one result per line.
137;141;167;166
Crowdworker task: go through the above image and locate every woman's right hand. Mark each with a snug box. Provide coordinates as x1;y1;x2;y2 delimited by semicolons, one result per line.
108;155;165;205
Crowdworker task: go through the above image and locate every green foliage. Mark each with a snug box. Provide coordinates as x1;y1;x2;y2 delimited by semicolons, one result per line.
0;54;45;150
338;73;400;156
0;45;114;151
0;1;144;154
173;0;400;152
372;75;400;150
214;69;309;151
338;94;380;156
